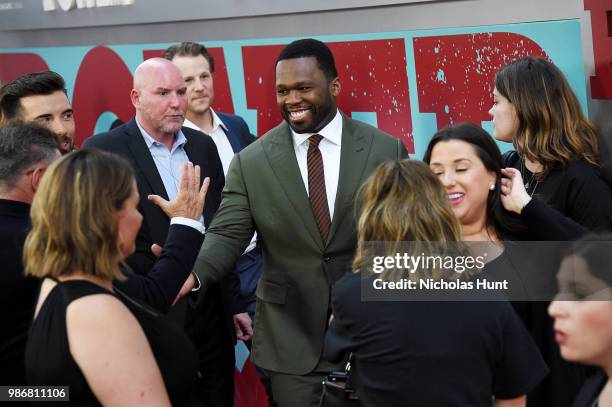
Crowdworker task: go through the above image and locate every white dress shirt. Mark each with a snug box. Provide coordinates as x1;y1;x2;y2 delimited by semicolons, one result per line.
291;109;342;220
184;108;235;175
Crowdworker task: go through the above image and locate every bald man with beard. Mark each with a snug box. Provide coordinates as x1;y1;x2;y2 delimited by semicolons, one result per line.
84;58;245;406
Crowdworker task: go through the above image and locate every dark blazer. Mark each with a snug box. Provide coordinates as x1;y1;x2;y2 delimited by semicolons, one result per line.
193;114;410;374
115;224;205;313
217;112;256;153
83;119;242;344
84;118;224;273
0;199;38;385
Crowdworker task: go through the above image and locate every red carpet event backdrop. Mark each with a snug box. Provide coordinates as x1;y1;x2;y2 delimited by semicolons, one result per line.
2;14;611;158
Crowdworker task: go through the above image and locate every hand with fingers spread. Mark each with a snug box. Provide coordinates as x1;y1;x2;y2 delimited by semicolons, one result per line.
148;162;209;221
500;167;531;214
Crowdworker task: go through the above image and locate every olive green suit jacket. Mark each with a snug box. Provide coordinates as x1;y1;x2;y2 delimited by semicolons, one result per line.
194;114;409;374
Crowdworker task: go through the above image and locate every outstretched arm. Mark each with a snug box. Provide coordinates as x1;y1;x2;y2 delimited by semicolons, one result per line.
192;153;255;301
115;163;208;312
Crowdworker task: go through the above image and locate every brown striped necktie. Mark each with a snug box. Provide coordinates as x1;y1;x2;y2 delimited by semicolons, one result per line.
307;134;331;242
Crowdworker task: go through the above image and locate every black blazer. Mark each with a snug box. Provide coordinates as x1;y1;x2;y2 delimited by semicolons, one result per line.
84;119;243;345
0;199;38;385
217;111;256;153
84;118;224;273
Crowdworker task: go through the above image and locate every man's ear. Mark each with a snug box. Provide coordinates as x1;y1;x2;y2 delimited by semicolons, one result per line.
330;77;341;97
30;166;47;193
130;89;140;109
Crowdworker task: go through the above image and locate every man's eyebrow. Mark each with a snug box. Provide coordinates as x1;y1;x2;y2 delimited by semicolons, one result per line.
62;108;73;114
276;80;313;88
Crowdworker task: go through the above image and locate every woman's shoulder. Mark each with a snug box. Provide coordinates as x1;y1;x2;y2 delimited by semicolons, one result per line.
65;289;143;358
331;271;372;315
555;160;612;197
559;159;603;179
66;289;130;327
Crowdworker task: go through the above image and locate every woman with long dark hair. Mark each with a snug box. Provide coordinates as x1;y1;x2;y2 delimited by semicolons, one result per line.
490;56;612;232
424;122;590;406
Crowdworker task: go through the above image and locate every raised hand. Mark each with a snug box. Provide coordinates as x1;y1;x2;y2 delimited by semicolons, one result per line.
148;162;209;221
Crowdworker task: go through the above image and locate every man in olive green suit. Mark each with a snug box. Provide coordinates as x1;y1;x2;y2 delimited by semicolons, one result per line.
193;38;408;406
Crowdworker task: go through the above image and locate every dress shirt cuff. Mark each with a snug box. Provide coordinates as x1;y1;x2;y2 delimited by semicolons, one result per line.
170;217;206;234
190;272;202;292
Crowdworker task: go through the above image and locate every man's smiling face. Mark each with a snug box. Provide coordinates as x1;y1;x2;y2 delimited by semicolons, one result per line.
275;56;339;134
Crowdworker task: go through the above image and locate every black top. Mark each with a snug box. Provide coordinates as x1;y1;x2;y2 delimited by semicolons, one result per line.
505;153;612;234
324;272;548;407
0;199;38;385
0;209;203;387
25;280;201;406
573;369;609;407
486;249;591;406
504;152;609;406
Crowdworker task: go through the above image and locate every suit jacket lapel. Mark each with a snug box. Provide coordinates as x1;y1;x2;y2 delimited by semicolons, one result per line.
182;129;205;169
125;119;169;201
262;122;324;250
327;115;372;244
217;112;245;153
222;125;242;153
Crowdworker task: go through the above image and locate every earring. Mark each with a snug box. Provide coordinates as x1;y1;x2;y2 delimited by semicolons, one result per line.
489;184;495;191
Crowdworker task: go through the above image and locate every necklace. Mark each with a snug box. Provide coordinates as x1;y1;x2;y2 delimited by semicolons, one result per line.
520;156;540;197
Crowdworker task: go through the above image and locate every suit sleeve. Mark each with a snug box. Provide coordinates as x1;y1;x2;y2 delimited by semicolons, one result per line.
397;138;410;160
193;152;255;299
202;136;225;226
238;116;257;146
200;133;248;314
114;224;204;313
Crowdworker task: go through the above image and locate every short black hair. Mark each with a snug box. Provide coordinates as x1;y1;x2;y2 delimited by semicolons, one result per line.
0;123;59;185
276;38;338;80
164;42;215;73
0;71;67;125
